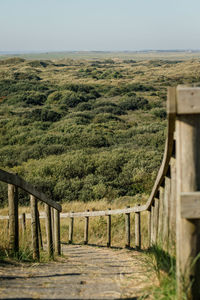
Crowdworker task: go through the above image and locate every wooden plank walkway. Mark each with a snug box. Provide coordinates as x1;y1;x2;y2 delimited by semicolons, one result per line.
0;245;151;299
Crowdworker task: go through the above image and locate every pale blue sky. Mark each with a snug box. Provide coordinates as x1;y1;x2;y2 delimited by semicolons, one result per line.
0;0;200;52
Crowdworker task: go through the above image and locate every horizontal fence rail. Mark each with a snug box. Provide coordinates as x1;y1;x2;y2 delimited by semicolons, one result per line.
0;169;61;211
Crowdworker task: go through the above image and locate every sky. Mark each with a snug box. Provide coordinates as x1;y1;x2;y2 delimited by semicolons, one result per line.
0;0;200;52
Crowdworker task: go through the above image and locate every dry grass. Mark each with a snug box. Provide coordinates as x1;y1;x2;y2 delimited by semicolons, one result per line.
0;196;149;251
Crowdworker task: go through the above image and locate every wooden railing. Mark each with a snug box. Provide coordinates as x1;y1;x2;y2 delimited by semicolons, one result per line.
0;169;62;259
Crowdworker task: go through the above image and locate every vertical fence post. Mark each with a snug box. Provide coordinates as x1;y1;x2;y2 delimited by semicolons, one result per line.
51;207;54;248
163;175;171;250
21;213;26;237
45;204;53;258
154;198;159;243
135;204;141;249
54;208;61;255
84;210;89;245
147;210;151;248
69;212;74;244
125;206;130;248
169;154;176;245
30;195;39;260
150;204;154;246
7;219;9;235
8;184;18;253
37;209;43;250
176;87;200;299
107;208;111;247
158;186;164;243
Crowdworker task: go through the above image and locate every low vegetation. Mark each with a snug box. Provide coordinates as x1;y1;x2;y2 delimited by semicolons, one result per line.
1;56;200;207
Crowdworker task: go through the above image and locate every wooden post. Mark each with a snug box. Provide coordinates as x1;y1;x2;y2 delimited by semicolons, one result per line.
154;198;159;243
163;176;170;250
125;206;130;248
176;89;200;299
51;207;54;247
150;204;154;246
45;204;53;258
107;208;111;247
69;212;74;244
8;184;18;253
54;208;61;255
37;209;43;250
21;213;26;237
147;210;151;248
169;155;176;245
30;195;39;260
6;219;9;235
158;186;164;243
84;210;89;245
135;205;141;249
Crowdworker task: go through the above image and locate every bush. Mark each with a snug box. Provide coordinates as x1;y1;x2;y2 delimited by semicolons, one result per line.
119;97;149;111
152;108;167;119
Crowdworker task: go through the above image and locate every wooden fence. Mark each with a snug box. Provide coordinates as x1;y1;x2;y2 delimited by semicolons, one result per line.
1;86;200;299
0;170;62;259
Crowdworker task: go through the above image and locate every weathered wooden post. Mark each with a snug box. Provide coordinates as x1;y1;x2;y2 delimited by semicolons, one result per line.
54;208;61;255
21;213;26;237
125;206;130;248
30;195;39;260
163;175;170;250
84;210;89;245
45;204;53;258
107;208;111;247
169;154;176;245
154;198;159;243
37;209;43;250
150;204;154;246
51;207;54;247
176;86;200;299
8;184;19;253
69;212;74;244
135;204;141;249
158;186;164;243
147;209;151;248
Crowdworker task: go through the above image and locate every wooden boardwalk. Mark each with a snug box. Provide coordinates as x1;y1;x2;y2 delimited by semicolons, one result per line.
0;245;150;299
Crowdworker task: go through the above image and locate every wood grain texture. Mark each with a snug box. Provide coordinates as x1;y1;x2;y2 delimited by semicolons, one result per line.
107;208;111;247
177;86;200;114
30;195;39;260
181;192;200;219
135;205;141;249
84;210;89;245
125;206;130;248
176;113;200;299
8;184;18;253
69;213;74;244
45;204;53;258
54;209;61;255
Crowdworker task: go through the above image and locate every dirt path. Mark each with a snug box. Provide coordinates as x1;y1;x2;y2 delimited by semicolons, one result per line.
0;245;151;299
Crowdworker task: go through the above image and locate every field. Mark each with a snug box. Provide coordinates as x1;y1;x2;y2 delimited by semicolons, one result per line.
0;52;200;208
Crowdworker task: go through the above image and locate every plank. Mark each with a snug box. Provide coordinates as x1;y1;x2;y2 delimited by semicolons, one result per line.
177;86;200;114
181;192;200;219
0;169;61;212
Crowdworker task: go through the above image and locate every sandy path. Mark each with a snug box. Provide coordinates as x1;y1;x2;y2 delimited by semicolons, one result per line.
0;245;151;299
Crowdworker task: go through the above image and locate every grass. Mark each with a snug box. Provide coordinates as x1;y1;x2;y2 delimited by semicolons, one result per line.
143;245;176;300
